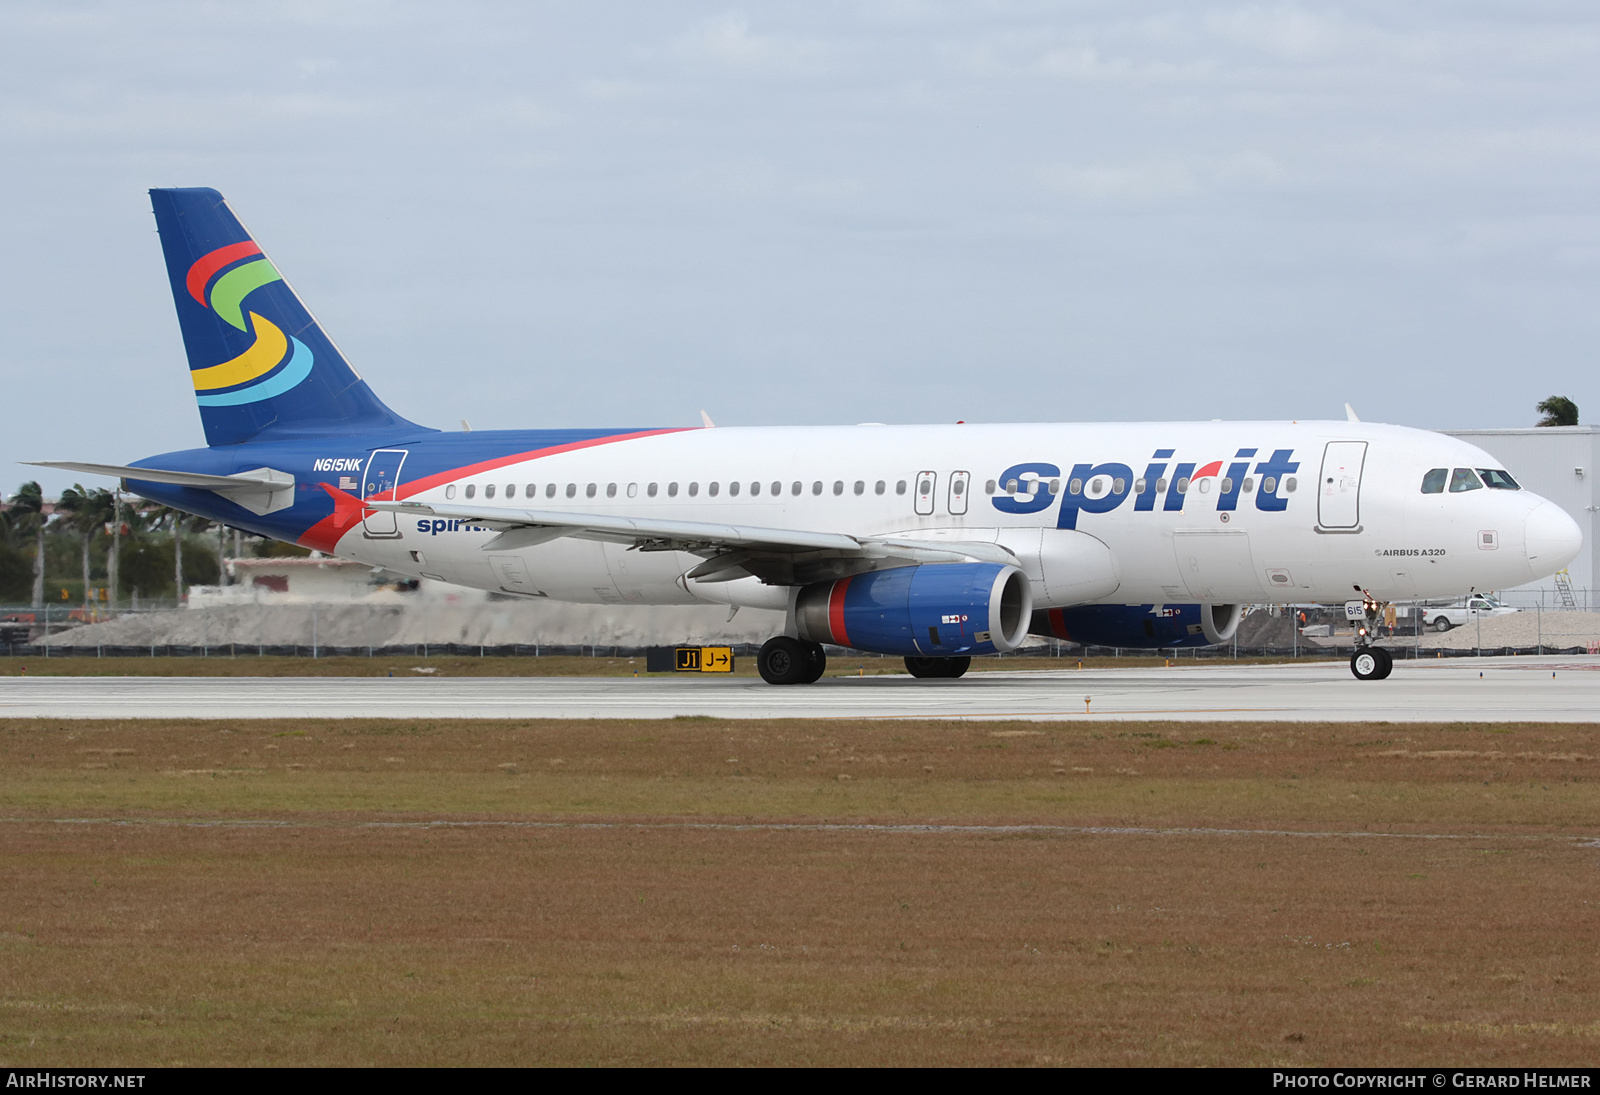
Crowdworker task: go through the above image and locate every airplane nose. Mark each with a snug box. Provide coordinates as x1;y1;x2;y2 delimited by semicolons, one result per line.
1524;501;1583;579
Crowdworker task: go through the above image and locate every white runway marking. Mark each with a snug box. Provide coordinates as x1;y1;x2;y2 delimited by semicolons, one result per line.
2;655;1597;721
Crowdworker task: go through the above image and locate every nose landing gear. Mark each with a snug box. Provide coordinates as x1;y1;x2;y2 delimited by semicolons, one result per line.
1348;590;1394;681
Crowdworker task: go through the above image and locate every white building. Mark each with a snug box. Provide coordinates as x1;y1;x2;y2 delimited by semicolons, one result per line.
1444;425;1598;602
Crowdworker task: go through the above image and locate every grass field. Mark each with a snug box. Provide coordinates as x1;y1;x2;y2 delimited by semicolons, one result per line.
3;715;1596;1066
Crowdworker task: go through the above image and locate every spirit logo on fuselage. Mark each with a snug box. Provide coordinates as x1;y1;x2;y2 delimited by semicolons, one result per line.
992;448;1301;529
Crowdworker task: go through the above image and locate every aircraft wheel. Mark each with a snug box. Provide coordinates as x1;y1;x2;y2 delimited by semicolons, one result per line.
1350;649;1383;681
758;636;809;685
800;641;827;683
906;656;971;679
1373;648;1394;679
1433;617;1452;632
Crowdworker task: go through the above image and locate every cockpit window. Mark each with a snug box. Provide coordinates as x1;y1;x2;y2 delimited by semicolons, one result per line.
1448;468;1483;493
1421;468;1447;494
1477;468;1520;490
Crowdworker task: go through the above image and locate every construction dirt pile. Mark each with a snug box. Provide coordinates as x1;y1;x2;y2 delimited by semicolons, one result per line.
44;600;789;649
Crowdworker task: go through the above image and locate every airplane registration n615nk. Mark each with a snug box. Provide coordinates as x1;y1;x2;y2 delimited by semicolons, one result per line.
34;189;1582;684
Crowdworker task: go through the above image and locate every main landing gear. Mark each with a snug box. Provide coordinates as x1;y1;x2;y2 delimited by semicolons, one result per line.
756;636;827;685
1348;589;1393;681
905;656;971;679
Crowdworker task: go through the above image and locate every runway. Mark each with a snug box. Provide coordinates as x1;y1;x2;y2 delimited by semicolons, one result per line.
2;655;1598;721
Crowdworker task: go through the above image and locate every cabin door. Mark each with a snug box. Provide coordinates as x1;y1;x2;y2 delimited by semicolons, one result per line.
1317;441;1367;530
362;449;408;538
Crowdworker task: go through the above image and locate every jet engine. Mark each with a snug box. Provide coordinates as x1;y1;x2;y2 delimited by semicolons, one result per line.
1030;603;1243;649
796;562;1032;657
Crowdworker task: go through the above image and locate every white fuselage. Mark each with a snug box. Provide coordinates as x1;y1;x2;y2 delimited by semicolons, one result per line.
329;420;1581;611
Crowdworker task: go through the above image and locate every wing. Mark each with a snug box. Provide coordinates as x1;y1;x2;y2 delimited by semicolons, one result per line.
369;499;1014;585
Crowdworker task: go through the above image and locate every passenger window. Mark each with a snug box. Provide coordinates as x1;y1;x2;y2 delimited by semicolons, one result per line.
1477;468;1520;490
485;484;496;499
445;484;456;500
565;483;577;498
1006;479;1019;495
506;484;516;498
586;483;597;498
526;484;536;497
749;481;759;496
546;483;557;498
1421;468;1447;494
1156;478;1168;493
983;480;995;495
1285;477;1297;493
648;483;658;497
708;482;719;497
627;483;638;498
728;481;739;497
1176;477;1190;494
1048;479;1060;495
1449;468;1482;493
465;484;476;499
792;482;802;496
875;480;885;495
1262;476;1277;494
1197;479;1210;494
854;481;865;495
1068;479;1082;495
897;480;908;495
1219;478;1232;494
606;483;617;498
689;482;700;497
1133;478;1146;495
668;482;678;497
1112;477;1126;495
833;481;844;496
773;481;783;496
1242;477;1253;493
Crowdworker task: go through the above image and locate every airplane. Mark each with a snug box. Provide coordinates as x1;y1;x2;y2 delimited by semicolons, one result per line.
33;188;1584;684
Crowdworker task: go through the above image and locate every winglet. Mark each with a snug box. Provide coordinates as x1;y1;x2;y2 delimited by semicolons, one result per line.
700;410;716;428
1344;402;1361;422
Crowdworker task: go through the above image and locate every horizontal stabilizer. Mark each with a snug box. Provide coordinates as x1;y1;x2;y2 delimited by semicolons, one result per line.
28;461;296;516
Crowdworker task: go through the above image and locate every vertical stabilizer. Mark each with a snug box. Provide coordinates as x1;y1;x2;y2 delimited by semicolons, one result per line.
149;187;429;447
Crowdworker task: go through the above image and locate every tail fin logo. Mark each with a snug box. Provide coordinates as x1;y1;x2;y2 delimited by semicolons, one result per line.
184;243;315;407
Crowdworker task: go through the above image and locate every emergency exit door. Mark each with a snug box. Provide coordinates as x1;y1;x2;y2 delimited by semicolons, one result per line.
914;471;937;516
1317;441;1367;530
362;449;407;538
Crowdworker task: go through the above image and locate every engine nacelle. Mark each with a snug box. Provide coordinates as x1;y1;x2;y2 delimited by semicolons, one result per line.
1030;603;1243;648
796;563;1033;656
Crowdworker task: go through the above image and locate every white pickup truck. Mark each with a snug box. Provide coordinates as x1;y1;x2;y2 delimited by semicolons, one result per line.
1422;594;1518;632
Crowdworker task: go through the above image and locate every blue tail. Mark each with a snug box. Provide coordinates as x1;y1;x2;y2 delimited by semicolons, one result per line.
149;187;429;447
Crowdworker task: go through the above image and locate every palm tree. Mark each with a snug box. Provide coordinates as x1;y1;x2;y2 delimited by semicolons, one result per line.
56;485;115;607
1537;396;1579;427
146;505;213;602
7;482;47;608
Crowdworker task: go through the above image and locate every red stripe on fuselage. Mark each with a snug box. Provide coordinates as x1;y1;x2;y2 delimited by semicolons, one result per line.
296;427;699;554
1048;607;1068;640
186;241;262;305
394;428;696;500
828;576;853;648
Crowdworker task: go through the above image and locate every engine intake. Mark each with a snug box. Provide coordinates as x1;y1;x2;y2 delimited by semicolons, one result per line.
796;563;1032;656
1031;603;1243;648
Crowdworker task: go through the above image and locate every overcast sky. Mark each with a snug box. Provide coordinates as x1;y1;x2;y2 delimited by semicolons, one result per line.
3;2;1598;494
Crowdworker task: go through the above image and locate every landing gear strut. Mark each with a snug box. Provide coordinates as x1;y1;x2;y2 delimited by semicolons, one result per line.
1348;590;1393;681
757;636;826;685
